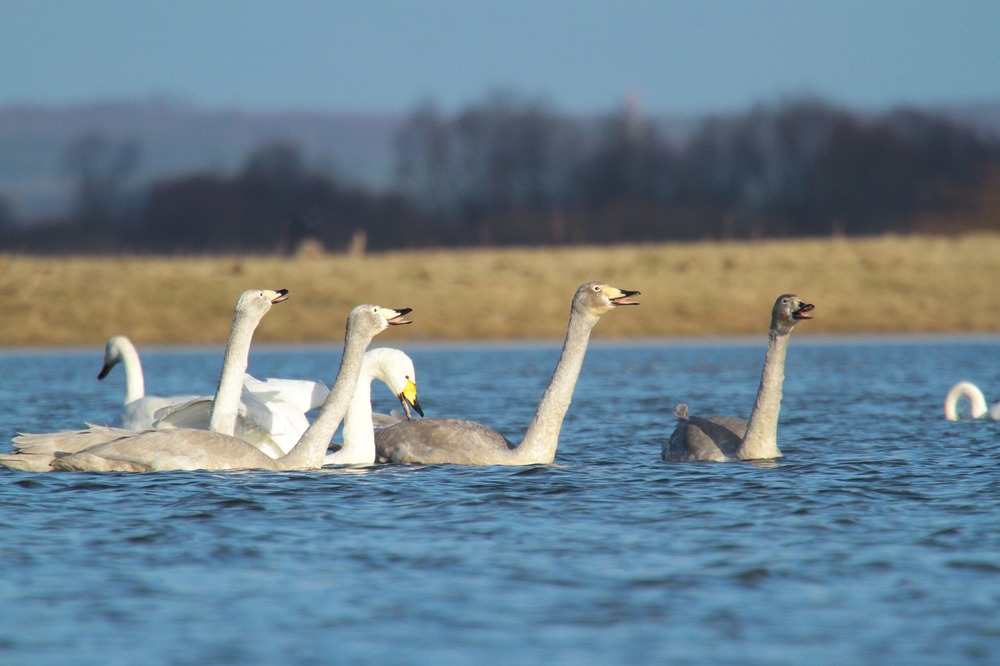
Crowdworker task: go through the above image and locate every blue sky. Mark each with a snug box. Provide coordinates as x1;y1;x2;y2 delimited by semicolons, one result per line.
2;0;999;115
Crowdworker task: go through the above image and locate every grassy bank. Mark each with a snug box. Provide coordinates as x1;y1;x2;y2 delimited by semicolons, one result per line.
2;233;998;347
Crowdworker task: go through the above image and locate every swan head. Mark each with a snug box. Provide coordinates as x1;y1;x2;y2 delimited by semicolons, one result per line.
348;305;413;338
97;335;135;379
772;294;815;335
574;282;641;316
234;288;290;322
365;348;424;419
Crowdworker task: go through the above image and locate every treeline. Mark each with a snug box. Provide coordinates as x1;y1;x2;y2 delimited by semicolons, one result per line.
3;95;1000;254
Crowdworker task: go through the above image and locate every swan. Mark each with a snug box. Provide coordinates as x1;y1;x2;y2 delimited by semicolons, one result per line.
662;294;814;462
944;381;1000;420
324;347;422;465
97;335;200;430
1;288;291;472
375;282;639;466
49;304;412;472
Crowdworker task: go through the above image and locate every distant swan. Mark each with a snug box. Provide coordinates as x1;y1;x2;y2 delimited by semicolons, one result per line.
1;288;291;472
324;347;422;465
97;335;199;430
944;381;1000;420
49;304;412;472
662;294;814;462
375;282;639;466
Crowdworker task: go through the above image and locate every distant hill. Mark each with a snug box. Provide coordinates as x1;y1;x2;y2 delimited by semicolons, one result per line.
2;98;997;222
0;99;405;219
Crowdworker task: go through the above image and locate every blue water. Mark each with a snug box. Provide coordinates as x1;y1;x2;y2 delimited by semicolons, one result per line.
1;338;998;665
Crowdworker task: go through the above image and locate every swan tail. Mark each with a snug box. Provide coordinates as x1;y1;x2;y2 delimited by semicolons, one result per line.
674;404;690;421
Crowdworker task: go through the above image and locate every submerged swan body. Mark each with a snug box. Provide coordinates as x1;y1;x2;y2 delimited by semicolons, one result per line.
944;381;1000;420
375;282;639;466
50;305;412;472
1;288;290;472
98;335;200;430
324;348;422;465
662;294;814;463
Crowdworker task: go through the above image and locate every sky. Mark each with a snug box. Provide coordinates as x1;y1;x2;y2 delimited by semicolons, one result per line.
1;0;999;116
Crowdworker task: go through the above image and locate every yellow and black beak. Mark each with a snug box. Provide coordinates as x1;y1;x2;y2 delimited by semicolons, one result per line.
268;289;290;304
397;378;423;419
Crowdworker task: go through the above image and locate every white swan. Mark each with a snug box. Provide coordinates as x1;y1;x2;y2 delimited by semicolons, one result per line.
150;373;330;458
97;335;200;430
324;347;422;465
49;304;412;472
1;288;290;472
375;282;639;466
662;294;814;462
944;381;1000;420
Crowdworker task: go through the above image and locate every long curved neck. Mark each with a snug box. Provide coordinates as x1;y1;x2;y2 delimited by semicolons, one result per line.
512;310;598;464
208;311;258;435
118;343;145;405
738;328;790;459
944;382;987;419
278;323;372;469
328;368;377;464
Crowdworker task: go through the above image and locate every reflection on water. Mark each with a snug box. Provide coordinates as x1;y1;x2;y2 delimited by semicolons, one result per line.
0;339;999;664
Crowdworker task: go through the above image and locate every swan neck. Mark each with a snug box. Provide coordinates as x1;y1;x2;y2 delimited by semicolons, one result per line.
119;342;145;405
208;310;257;435
329;369;377;464
944;382;988;420
739;327;789;459
513;310;598;464
279;325;371;469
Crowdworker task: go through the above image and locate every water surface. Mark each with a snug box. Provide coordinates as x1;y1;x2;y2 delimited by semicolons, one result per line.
1;339;998;664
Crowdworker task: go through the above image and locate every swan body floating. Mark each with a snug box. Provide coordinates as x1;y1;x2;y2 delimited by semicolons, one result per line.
1;288;289;471
49;304;411;472
944;381;1000;420
375;282;639;466
324;347;422;465
662;294;814;463
151;374;330;458
98;335;200;430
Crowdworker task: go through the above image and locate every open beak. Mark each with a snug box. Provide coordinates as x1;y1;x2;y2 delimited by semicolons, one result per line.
793;302;815;320
397;379;423;419
608;288;641;306
268;289;290;304
385;307;413;325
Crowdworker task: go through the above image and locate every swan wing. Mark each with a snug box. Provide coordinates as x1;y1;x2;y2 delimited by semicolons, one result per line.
664;415;747;462
2;424;140;472
245;374;330;412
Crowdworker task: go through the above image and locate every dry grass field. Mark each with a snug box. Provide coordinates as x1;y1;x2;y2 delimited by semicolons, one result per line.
2;233;998;347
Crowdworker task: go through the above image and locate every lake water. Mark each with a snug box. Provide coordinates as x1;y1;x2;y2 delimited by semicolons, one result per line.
1;338;998;665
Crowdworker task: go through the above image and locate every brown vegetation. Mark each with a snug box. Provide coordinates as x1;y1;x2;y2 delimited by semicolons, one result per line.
2;233;998;347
